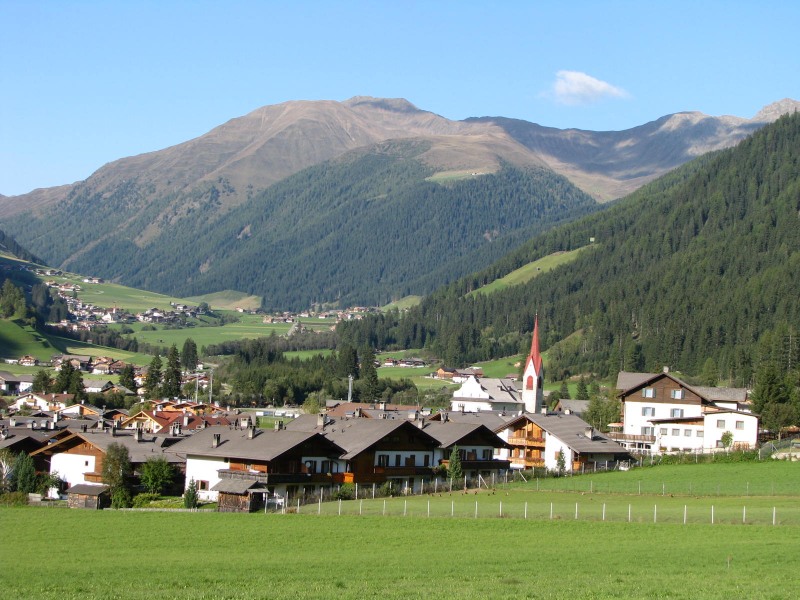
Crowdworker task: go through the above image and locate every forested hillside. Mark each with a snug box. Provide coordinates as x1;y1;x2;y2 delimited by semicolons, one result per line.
338;113;800;386
0;228;41;264
6;141;599;309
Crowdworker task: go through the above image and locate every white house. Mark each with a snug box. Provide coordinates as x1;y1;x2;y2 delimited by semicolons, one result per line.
450;376;522;413
612;370;758;454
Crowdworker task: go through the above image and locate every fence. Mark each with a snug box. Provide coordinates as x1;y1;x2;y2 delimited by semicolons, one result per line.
273;495;798;526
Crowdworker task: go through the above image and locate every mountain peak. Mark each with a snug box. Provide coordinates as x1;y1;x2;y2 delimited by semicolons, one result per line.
343;96;421;113
752;98;800;122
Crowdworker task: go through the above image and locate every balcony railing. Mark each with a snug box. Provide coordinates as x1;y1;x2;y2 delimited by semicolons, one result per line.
607;433;655;444
508;436;546;446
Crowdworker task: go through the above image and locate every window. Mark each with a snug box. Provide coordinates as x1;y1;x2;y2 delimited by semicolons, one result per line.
670;408;684;418
197;480;209;490
642;406;655;417
378;455;389;467
671;428;680;436
736;421;745;430
642;388;655;398
660;428;668;435
716;419;725;429
394;454;401;467
697;430;704;438
670;389;684;400
684;429;692;437
424;454;430;467
481;449;491;460
641;426;654;436
716;440;724;448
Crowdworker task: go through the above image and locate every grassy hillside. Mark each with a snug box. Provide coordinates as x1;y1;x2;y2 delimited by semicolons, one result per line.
6;143;601;310
468;247;589;296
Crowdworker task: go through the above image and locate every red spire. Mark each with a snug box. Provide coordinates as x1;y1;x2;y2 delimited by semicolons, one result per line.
528;315;542;374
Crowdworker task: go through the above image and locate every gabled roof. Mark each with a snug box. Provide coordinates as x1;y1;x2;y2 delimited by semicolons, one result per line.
67;484;109;496
30;430;184;464
285;416;440;460
420;422;510;449
616;371;713;404
211;479;265;494
616;371;659;390
431;410;513;430
497;412;630;456
167;426;344;462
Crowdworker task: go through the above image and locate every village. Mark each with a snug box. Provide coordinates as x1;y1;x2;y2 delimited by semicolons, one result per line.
0;318;763;511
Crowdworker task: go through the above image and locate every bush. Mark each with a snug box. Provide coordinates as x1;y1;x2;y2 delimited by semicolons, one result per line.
335;483;355;500
132;493;161;508
111;487;133;509
0;491;28;506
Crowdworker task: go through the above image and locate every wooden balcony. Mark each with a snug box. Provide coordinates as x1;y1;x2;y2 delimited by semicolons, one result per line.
509;458;545;469
508;436;545;447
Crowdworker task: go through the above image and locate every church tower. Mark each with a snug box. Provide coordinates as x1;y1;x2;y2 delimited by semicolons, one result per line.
522;315;544;413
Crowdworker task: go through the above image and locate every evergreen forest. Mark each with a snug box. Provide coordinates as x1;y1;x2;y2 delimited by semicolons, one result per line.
338;113;800;396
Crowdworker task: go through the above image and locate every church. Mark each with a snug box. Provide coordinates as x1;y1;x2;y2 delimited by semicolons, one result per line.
450;316;544;415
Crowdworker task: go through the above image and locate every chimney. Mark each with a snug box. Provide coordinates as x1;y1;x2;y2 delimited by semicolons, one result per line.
541;407;547;415
247;426;255;439
81;424;87;433
212;433;221;448
416;416;425;429
355;407;362;418
663;366;669;373
442;411;448;423
28;421;35;429
317;413;326;428
9;418;16;427
202;420;208;429
274;420;283;431
135;428;143;442
183;414;190;427
584;426;593;440
48;420;55;430
378;401;387;411
111;423;117;437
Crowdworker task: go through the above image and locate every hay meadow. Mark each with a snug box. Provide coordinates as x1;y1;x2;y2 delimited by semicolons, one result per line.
2;461;800;599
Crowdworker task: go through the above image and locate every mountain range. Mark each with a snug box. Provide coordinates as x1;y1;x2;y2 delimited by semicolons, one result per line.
1;96;798;309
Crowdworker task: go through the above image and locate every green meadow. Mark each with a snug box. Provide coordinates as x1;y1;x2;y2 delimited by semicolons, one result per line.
2;497;798;600
468;247;590;297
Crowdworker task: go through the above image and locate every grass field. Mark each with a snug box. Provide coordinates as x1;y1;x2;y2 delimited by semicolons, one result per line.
1;502;798;599
468;248;590;297
526;460;800;497
381;295;423;311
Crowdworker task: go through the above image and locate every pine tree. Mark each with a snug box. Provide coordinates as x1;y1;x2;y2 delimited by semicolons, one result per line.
576;376;589;400
184;477;199;508
447;445;463;484
181;338;198;372
54;361;75;394
144;353;162;399
162;344;182;399
119;364;136;392
32;369;52;393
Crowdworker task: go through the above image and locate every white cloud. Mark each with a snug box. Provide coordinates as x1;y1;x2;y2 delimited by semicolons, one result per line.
547;70;629;105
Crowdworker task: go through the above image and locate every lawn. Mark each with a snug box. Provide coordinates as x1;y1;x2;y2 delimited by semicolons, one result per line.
524;460;800;497
1;506;797;599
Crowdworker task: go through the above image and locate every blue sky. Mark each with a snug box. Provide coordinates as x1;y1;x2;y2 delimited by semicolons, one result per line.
2;0;798;196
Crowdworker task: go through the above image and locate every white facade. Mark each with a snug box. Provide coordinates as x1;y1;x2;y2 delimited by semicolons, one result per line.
51;452;97;488
623;396;703;437
184;454;228;501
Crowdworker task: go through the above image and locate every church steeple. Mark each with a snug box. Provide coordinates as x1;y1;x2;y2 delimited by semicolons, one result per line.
522;315;544;413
